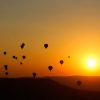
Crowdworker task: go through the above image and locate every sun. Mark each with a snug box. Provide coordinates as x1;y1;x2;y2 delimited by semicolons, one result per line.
82;55;99;73
87;59;96;69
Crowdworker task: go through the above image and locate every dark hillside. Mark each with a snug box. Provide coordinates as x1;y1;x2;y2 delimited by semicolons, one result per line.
0;78;100;100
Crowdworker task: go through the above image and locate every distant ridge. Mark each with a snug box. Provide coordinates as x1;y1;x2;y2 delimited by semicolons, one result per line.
0;77;100;100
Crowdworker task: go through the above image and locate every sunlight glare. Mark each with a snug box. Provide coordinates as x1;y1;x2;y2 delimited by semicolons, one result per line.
87;59;96;69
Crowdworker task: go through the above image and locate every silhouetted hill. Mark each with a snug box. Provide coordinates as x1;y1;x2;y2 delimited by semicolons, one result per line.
51;76;100;91
0;78;100;100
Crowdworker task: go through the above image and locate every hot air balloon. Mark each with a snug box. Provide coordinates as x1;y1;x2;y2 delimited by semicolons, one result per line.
48;66;53;72
60;60;64;65
5;72;8;76
77;80;82;86
13;56;16;59
3;51;7;55
32;72;37;78
4;65;8;70
68;56;70;59
20;62;22;65
20;43;25;49
22;56;26;59
44;44;48;49
15;57;18;60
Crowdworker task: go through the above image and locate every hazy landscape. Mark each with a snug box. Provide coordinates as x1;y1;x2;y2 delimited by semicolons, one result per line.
51;76;100;91
1;76;100;100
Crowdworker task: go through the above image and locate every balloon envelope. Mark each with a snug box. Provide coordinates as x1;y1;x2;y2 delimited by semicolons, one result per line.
4;65;8;70
5;72;8;76
68;56;70;59
48;66;53;71
32;72;36;78
3;51;7;55
77;80;82;86
20;43;25;49
16;57;18;59
60;60;64;65
44;44;48;48
22;56;26;59
20;62;22;65
13;56;16;59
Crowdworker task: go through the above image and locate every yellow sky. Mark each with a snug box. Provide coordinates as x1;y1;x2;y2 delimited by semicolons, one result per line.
0;0;100;77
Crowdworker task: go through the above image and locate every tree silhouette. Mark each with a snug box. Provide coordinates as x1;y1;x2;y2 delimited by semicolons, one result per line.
44;44;48;49
32;72;36;78
48;66;53;72
77;80;82;86
60;60;64;65
4;65;8;70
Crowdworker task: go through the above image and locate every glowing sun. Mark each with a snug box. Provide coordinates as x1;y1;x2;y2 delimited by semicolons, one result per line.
87;59;96;69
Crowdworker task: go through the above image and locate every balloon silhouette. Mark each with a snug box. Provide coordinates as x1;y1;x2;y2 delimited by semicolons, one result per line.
16;57;18;60
48;66;53;72
4;65;8;70
77;80;82;86
3;51;7;55
44;44;48;49
20;62;23;65
60;60;64;65
68;56;70;59
5;72;8;76
22;56;26;59
32;72;36;78
20;43;25;49
13;56;16;59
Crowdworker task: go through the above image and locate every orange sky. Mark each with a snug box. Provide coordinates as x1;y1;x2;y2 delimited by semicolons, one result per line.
0;0;100;77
